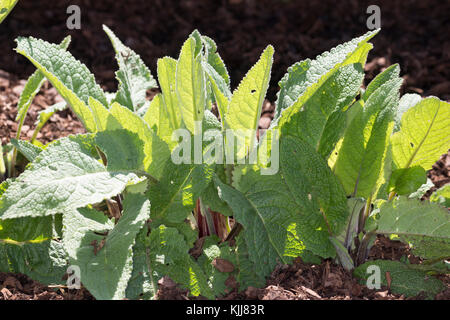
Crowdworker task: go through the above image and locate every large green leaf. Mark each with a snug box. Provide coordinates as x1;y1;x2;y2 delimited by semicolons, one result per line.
15;36;71;125
224;45;273;158
156;57;182;130
275;29;378;119
10;139;42;162
63;192;150;300
0;134;140;219
126;225;214;299
377;197;450;260
391;97;450;171
176;37;206;134
354;260;444;298
149;162;213;224
216;136;348;286
278;63;365;158
0;240;68;285
105;102;171;178
15;36;108;132
333;75;402;198
103;25;157;112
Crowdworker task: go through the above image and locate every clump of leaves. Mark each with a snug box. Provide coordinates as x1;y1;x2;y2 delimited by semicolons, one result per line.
0;26;449;300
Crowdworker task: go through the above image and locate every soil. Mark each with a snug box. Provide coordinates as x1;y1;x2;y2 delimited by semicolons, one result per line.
0;0;448;300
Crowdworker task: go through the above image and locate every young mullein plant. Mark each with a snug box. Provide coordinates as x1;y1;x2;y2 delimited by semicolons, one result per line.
0;26;448;300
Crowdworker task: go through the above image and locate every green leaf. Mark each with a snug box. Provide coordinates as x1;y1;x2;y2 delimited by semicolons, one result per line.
394;93;422;132
388;166;427;195
0;134;139;219
214;174;300;287
149;162;213;224
143;94;179;151
0;0;18;24
224;45;273;157
103;25;157;112
377;197;450;260
104;102;171;178
15;36;108;132
362;64;400;101
157;57;182;130
391;97;450;171
63;192;150;300
408;178;434;200
354;260;444;298
176;37;206;134
197;236;237;297
275;29;377;119
333;76;402;198
0;240;68;285
278;63;365;159
10;139;42;162
329;237;354;271
15;36;71;135
203;62;231;121
126;225;214;299
430;185;450;207
215;136;349;286
0;215;55;242
201;35;230;87
31;101;68;141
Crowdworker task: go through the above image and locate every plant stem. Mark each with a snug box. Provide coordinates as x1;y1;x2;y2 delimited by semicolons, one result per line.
356;231;376;265
30;123;44;144
0;145;5;180
199;197;216;236
359;196;372;233
9;118;25;178
388;191;396;201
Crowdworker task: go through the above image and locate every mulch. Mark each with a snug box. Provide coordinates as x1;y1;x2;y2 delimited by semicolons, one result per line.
0;0;448;300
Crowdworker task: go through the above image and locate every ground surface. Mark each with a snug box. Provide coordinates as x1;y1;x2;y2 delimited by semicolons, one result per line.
0;0;449;300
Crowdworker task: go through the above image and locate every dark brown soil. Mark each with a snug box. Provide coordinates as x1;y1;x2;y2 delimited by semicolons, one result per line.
0;0;448;300
0;0;449;101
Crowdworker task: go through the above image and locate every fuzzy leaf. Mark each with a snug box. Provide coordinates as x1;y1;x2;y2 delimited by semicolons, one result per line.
176;37;206;134
334;76;402;198
10;139;42;162
0;134;139;219
377;197;450;260
103;25;157;112
224;45;273;157
15;36;71;127
149;162;213;224
279;63;365;158
15;36;108;132
103;102;171;178
388;166;427;195
275;30;377;119
430;185;450;207
63;193;150;300
354;260;444;298
215;136;349;286
391;97;450;171
157;57;182;130
126;225;214;299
